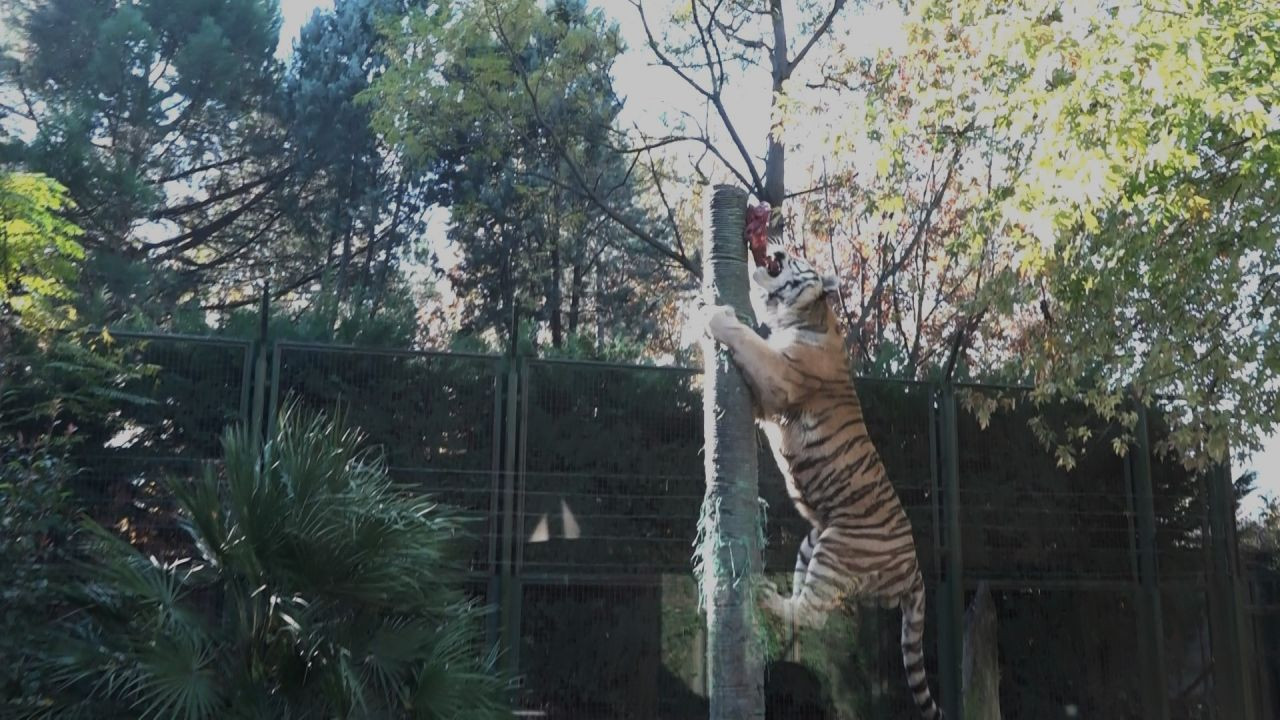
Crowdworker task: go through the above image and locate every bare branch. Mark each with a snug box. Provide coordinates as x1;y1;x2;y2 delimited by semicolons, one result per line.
634;0;765;196
787;0;847;78
643;147;687;263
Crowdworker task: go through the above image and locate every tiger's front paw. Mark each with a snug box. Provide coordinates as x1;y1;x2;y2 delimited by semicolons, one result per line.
705;305;738;340
684;302;737;345
758;581;790;620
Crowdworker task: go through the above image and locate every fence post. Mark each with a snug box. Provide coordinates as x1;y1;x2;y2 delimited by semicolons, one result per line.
499;311;523;677
251;283;269;440
1130;401;1171;720
697;184;764;720
936;384;964;720
1207;460;1256;719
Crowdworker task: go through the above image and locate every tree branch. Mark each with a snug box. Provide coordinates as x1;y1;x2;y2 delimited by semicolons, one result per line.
787;0;846;77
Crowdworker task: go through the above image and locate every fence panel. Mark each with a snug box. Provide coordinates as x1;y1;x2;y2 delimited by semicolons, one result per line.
1146;416;1217;719
514;359;701;717
57;334;1250;718
76;332;252;559
953;386;1192;720
518;359;703;575
271;342;503;573
1244;555;1280;720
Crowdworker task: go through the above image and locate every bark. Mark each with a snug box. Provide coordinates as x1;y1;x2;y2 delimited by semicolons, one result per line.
698;184;764;719
548;205;563;347
962;581;1002;720
595;266;605;351
568;261;583;334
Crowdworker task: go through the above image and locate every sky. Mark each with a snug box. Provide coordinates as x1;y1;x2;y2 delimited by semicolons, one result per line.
277;0;334;58
272;0;1280;516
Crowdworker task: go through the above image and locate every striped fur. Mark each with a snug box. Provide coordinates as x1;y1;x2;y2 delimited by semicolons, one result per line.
701;246;942;719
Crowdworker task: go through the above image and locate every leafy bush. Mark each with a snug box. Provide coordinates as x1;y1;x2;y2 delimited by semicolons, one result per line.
0;439;80;714
36;404;510;719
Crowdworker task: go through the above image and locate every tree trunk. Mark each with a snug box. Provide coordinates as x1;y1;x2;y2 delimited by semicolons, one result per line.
697;184;764;720
334;158;363;312
568;261;583;335
764;0;788;211
549;233;562;348
594;266;605;351
963;581;1001;720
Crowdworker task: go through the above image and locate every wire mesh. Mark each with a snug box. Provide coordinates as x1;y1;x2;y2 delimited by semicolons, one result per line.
1161;586;1217;719
518;360;702;575
75;333;251;560
273;343;502;572
1243;553;1280;720
954;386;1135;583
951;386;1228;720
980;586;1145;718
1148;414;1211;587
517;362;942;719
516;578;670;719
53;333;1252;718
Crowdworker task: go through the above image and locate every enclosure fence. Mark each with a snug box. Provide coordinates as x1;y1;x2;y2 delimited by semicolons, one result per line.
75;330;1276;720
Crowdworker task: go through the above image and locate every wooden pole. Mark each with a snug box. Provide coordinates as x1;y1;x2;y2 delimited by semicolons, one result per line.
697;184;764;719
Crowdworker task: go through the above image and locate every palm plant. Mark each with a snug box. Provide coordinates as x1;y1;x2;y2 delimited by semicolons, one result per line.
38;403;510;719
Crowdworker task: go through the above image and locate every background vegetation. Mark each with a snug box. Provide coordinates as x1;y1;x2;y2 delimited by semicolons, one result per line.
3;0;1279;716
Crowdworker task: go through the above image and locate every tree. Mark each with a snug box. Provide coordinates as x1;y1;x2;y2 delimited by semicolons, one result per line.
368;0;689;353
36;405;510;719
0;171;83;334
876;0;1280;468
0;0;291;321
281;0;434;330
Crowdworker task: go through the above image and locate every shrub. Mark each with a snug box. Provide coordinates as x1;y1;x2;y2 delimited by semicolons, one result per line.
0;439;80;714
37;404;510;719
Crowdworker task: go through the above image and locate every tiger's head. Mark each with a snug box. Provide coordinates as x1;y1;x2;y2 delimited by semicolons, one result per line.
751;246;839;329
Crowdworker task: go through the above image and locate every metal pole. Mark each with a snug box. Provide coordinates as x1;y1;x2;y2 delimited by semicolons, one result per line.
1131;401;1171;720
251;283;269;441
499;310;522;676
698;184;764;720
938;384;964;720
1207;459;1256;719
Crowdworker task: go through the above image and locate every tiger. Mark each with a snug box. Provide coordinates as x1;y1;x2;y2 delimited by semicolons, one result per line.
695;245;943;719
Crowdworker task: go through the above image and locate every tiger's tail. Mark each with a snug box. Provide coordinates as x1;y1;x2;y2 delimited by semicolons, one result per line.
901;574;943;719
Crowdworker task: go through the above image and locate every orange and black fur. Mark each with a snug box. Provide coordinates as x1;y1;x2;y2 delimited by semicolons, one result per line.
695;246;942;719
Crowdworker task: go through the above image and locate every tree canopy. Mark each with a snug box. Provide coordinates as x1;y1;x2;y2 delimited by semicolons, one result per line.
888;0;1280;467
0;0;1275;465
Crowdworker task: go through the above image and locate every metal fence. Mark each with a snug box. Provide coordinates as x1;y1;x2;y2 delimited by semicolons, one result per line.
71;331;1273;720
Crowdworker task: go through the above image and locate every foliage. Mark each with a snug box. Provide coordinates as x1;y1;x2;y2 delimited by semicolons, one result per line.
0;171;84;332
1241;478;1280;558
37;404;510;719
851;0;1280;469
282;0;434;332
0;441;80;715
1;0;288;319
0;169;144;449
366;0;692;355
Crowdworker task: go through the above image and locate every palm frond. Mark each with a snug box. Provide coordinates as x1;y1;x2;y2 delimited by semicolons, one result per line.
46;403;510;716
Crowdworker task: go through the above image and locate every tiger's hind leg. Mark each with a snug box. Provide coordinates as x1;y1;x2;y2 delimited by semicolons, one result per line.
791;527;819;598
761;527;862;629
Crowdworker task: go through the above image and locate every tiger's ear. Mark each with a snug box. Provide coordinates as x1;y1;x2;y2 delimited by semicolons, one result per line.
821;274;839;294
